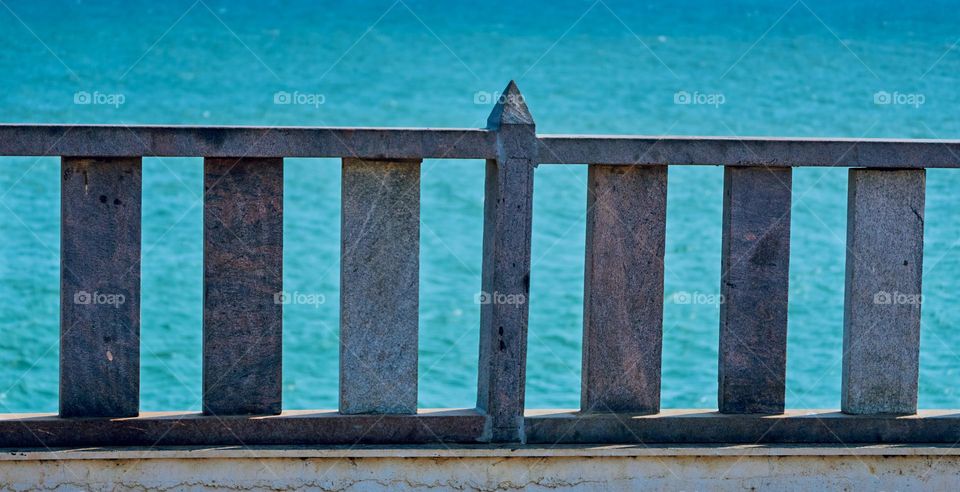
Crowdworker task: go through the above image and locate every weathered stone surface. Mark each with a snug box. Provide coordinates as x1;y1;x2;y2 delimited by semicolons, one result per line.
538;135;960;168
7;408;960;447
340;158;420;415
525;409;960;444
581;165;667;414
7;124;960;169
0;125;497;159
842;169;925;415
477;81;537;442
203;157;283;416
718;167;792;414
60;157;142;418
0;409;484;447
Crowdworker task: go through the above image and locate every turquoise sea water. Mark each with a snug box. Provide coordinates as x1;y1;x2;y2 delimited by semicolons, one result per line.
2;0;960;412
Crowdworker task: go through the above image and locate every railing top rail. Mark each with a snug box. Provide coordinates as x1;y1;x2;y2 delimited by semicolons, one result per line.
0;123;492;130
0;124;497;159
1;123;959;168
537;135;960;167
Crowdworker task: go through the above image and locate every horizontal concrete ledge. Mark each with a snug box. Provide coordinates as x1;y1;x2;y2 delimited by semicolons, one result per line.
4;444;960;461
0;409;486;447
526;409;960;444
1;446;958;491
2;125;960;168
538;135;960;167
0;125;496;159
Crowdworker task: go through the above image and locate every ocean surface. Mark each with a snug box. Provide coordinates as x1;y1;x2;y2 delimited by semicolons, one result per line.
2;0;960;412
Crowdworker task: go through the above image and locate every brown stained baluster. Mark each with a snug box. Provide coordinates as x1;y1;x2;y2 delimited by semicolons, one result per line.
581;165;667;414
202;157;283;415
60;157;142;418
718;167;792;414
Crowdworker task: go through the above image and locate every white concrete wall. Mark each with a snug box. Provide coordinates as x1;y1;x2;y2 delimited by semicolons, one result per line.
1;445;958;491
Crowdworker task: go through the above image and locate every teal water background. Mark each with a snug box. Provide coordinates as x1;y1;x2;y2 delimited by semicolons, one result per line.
2;0;960;412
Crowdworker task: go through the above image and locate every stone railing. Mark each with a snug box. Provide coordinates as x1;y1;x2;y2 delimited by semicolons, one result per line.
1;81;956;448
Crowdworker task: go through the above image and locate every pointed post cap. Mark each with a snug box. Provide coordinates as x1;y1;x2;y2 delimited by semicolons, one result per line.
487;80;534;129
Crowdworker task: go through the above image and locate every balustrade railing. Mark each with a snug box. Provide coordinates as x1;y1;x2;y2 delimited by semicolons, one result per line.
0;81;954;447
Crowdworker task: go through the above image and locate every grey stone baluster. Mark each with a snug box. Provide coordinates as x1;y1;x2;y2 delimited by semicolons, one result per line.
477;81;537;442
581;165;667;414
842;168;925;415
339;158;421;415
60;157;142;418
718;167;792;414
203;157;283;415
